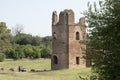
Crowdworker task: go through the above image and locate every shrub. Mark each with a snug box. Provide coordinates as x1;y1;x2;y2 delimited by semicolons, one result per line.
23;47;34;58
32;47;41;59
41;48;51;58
5;48;25;60
79;74;98;80
14;49;25;59
5;49;15;58
0;53;6;62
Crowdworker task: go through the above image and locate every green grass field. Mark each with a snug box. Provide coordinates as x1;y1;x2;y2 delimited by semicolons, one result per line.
0;59;91;80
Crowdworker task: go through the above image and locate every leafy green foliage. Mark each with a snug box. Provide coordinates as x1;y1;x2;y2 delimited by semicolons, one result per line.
0;53;6;62
32;36;42;46
14;33;32;45
85;0;120;80
32;47;41;58
0;22;52;60
0;22;10;34
0;22;12;52
5;47;25;60
23;45;41;59
5;45;41;59
79;74;98;80
41;48;51;58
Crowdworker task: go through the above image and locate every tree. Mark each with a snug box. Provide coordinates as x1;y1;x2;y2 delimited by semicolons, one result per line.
0;22;12;52
14;33;32;45
0;22;11;34
85;0;120;80
32;36;42;46
12;24;24;35
42;36;52;48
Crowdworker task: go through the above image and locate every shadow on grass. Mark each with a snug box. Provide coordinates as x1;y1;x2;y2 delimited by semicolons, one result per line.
30;69;52;72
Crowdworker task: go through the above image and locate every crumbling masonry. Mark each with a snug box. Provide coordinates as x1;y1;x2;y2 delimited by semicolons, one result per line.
51;9;90;70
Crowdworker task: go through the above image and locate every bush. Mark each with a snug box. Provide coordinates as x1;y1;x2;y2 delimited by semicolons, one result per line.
79;74;98;80
32;47;41;59
23;47;33;58
5;49;15;58
5;48;25;60
5;45;41;59
41;48;51;58
0;53;6;62
14;49;25;59
23;45;41;59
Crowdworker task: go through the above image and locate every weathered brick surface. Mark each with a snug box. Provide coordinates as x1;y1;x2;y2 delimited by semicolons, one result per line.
51;9;87;70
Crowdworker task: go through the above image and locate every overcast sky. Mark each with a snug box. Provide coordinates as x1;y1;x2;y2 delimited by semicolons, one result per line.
0;0;98;37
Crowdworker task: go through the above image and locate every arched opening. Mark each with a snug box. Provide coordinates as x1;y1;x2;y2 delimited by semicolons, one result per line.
76;57;80;64
53;32;57;40
53;56;58;64
76;32;80;40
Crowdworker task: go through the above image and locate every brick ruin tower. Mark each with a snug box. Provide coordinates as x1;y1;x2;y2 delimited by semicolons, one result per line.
51;9;87;70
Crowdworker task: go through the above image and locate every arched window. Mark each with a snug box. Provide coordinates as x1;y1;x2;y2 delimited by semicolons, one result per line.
53;32;57;40
53;56;58;64
76;57;80;64
76;32;80;40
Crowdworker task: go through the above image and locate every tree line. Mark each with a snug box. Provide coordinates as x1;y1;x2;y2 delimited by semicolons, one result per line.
82;0;120;80
0;22;52;61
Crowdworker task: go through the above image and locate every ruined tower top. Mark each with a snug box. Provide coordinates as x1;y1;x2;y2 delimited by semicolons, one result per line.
79;17;85;27
52;11;58;25
52;9;75;25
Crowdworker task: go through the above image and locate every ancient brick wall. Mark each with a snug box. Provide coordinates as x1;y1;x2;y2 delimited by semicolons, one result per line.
51;9;87;70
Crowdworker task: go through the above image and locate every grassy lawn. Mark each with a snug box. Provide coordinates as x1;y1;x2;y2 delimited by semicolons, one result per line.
0;59;91;80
